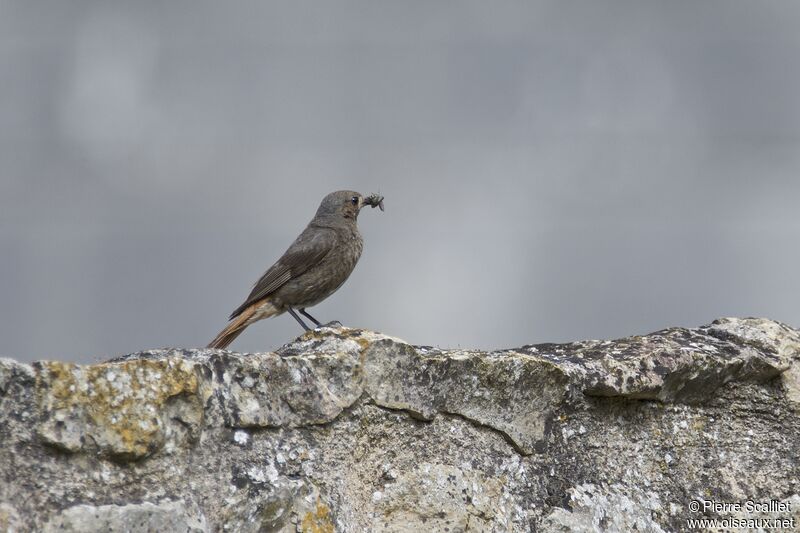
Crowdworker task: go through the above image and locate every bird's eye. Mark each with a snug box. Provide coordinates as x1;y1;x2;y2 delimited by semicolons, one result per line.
351;196;359;205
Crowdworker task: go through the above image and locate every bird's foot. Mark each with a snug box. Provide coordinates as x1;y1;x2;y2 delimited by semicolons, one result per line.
318;320;343;329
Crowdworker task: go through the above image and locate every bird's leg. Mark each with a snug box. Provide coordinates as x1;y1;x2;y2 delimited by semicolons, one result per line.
300;308;341;329
299;308;322;327
287;308;311;331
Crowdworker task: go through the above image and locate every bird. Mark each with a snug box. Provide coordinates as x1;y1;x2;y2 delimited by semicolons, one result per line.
207;190;384;349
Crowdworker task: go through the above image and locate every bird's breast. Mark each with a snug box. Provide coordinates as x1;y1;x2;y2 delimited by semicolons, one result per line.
274;228;363;308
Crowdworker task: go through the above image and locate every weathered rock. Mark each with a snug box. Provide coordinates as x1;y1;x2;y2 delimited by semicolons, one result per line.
42;500;209;533
362;339;570;453
33;357;204;459
0;317;798;531
540;483;666;533
0;502;23;533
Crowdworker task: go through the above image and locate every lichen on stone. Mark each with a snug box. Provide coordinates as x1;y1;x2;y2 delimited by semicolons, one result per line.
36;357;203;459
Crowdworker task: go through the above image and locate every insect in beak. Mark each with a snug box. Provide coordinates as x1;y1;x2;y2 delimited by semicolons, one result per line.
363;193;385;211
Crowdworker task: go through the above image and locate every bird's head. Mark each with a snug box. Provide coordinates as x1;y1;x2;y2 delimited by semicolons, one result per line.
315;190;383;222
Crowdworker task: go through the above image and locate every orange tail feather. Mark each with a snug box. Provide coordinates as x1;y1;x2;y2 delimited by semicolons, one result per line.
206;301;280;349
207;307;255;349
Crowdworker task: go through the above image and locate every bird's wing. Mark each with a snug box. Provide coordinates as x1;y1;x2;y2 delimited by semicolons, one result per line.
228;226;335;319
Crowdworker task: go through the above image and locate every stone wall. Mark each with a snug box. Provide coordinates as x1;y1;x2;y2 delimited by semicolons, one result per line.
1;317;799;531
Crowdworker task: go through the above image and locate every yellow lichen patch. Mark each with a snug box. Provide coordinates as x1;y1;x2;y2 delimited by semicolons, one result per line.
691;418;706;432
352;336;370;351
37;358;201;458
339;328;371;350
0;503;20;532
302;328;371;350
38;361;82;402
300;498;335;533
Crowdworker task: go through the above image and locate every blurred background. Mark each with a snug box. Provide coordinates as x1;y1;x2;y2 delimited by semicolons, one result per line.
1;1;799;363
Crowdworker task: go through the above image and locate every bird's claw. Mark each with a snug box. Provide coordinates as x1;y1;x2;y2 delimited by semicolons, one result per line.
318;320;343;329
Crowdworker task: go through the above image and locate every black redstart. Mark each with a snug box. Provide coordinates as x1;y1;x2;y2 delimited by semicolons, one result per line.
207;190;384;349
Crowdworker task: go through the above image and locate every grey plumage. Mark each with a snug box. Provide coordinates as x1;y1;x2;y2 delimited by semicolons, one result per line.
207;190;382;349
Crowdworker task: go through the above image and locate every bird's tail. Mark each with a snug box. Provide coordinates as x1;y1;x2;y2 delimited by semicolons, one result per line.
206;301;280;350
207;317;248;350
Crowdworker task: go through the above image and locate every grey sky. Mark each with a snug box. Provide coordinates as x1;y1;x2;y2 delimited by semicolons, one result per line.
1;1;799;363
